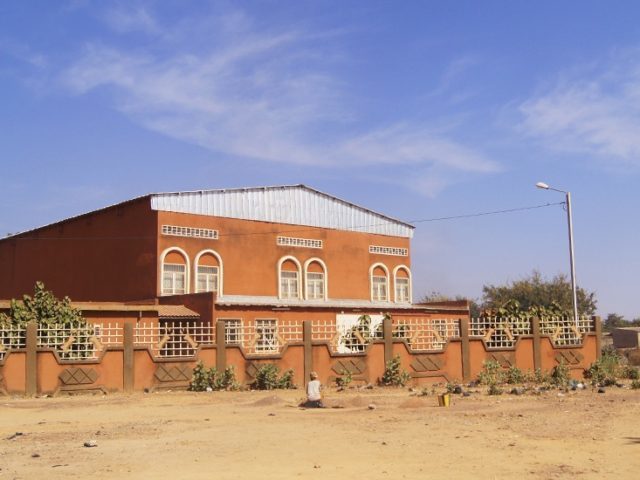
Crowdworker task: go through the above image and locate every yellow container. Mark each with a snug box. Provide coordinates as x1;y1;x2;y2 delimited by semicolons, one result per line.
437;393;451;407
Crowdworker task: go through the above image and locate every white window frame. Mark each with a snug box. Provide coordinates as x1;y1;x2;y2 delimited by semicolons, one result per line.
160;247;190;296
220;318;242;345
369;263;390;302
393;265;412;303
303;257;328;301
255;319;278;353
194;249;224;295
277;256;302;300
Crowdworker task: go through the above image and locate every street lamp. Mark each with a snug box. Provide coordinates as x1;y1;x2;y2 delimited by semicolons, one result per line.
536;182;579;328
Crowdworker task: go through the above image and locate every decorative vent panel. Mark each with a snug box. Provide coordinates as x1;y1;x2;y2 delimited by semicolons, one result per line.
277;236;323;249
162;225;218;239
369;245;408;257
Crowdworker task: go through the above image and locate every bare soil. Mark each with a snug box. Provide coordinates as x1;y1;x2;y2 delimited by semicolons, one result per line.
1;386;639;479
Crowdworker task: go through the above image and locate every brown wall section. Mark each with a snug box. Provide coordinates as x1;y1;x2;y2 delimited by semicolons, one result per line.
157;211;411;301
0;197;158;302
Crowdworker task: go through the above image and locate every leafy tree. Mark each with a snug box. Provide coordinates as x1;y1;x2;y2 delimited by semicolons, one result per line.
0;282;85;327
481;270;596;317
603;313;640;332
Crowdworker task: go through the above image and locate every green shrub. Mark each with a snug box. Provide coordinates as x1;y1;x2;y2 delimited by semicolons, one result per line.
488;384;503;395
585;350;623;386
380;355;411;387
622;366;639;380
252;364;296;390
477;360;504;385
631;380;640;390
506;366;525;384
550;361;570;387
336;369;353;388
533;368;550;384
189;362;238;391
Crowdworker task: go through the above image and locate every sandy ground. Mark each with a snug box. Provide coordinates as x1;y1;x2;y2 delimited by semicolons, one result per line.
1;385;639;479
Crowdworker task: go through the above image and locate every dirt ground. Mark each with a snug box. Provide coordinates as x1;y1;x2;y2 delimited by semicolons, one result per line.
1;385;639;479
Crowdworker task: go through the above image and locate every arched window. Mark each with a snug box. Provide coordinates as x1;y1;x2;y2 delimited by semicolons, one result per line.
278;256;302;299
304;258;328;300
194;249;223;295
160;247;190;295
393;265;412;303
370;263;390;302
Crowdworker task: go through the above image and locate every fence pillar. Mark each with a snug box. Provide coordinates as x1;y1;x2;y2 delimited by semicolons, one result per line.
25;321;37;397
460;317;471;381
383;316;393;366
594;315;602;360
303;320;312;384
123;323;134;393
532;316;542;371
216;320;226;370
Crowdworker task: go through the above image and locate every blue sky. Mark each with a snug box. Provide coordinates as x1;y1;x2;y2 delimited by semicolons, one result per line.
1;1;639;319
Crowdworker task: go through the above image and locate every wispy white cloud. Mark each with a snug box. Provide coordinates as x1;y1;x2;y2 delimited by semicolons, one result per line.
519;50;640;167
60;6;498;192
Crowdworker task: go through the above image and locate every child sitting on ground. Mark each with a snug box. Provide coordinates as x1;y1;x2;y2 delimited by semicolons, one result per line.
302;371;324;408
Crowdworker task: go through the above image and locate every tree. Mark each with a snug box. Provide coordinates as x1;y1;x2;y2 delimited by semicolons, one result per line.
481;270;597;317
0;281;85;327
603;313;640;332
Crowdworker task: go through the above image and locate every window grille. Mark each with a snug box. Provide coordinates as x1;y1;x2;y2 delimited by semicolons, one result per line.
470;317;533;349
223;319;242;344
277;236;323;249
393;318;460;351
371;275;388;301
280;271;299;299
196;265;219;293
162;225;218;239
395;277;410;303
134;322;215;357
369;245;408;257
0;325;26;361
306;272;324;299
162;263;186;295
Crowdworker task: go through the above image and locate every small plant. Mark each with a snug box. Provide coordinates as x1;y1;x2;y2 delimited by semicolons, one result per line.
506;366;525;384
631;379;640;390
380;355;411;387
252;364;296;390
533;368;550;384
585;350;624;386
550;361;570;387
336;369;353;388
622;366;639;380
477;360;504;386
488;383;503;396
446;382;456;393
190;362;238;391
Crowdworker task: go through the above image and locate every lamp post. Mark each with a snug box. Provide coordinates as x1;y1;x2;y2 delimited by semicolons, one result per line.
536;182;579;328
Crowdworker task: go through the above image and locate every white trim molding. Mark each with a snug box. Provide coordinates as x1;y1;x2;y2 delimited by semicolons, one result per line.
194;249;224;296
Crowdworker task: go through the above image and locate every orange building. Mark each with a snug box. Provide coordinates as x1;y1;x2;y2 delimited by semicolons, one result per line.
0;185;469;327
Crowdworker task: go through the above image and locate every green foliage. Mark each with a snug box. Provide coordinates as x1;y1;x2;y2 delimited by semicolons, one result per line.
342;315;375;350
631;380;640;390
550;361;570;387
505;366;525;384
189;361;238;391
0;282;85;327
252;364;296;390
336;369;353;388
477;360;504;386
585;349;623;386
622;366;639;380
488;384;503;395
533;368;550;384
480;270;597;317
603;313;640;332
380;355;411;387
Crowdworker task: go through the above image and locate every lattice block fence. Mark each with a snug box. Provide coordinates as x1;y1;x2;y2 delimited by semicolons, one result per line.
134;322;215;358
234;319;303;355
0;325;26;361
37;323;123;360
392;317;461;351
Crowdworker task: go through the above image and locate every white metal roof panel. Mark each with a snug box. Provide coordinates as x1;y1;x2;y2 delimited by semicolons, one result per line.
150;185;414;238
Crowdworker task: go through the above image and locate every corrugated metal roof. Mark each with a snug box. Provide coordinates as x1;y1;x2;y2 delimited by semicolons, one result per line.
151;185;414;238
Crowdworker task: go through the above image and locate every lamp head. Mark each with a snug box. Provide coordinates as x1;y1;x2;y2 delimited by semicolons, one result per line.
536;182;550;190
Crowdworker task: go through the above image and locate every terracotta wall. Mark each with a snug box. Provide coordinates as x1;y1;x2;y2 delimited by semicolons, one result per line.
157;210;412;301
0;198;158;302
